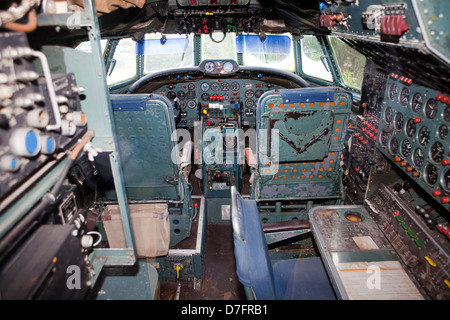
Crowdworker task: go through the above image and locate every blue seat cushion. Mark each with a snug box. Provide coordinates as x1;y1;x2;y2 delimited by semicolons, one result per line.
272;257;336;300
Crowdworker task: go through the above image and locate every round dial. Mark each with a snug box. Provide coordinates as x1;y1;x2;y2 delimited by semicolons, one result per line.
424;98;438;119
430;141;445;163
418;126;431;146
177;91;186;100
167;91;176;100
384;106;393;123
187;90;195;99
223;61;234;73
401;139;412;157
388;84;398;101
424;164;438;185
438;124;448;140
204;61;216;73
220;82;230;91
188;83;196;90
187;100;197;109
245;99;254;108
394;112;404;130
405;119;416;137
210;82;220;91
380;130;389;147
399;87;410;106
201;93;210;101
442;168;450;192
444;106;450;122
245;90;254;98
389;137;399;155
411;92;422;112
201;83;210;91
231;82;240;91
255;89;264;99
413;148;425;167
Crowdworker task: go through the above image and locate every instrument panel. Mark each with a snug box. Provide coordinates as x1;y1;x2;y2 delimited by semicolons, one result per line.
377;75;450;210
155;78;285;127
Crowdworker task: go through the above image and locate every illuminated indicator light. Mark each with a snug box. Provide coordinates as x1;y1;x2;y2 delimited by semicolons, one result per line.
194;203;198;207
293;169;297;173
318;174;323;178
203;109;208;114
335;128;340;132
432;190;441;197
339;101;345;106
269;103;274;108
394;210;399;216
333;136;339;140
279;103;284;108
413;117;421;124
319;168;324;172
441;197;449;204
424;256;437;267
289;103;294;108
283;176;287;180
330;101;335;106
329;160;334;164
336;119;342;124
442;159;450;166
284;169;288;173
436;94;444;101
328;167;333;171
209;186;212;190
300;102;305;107
310;102;315;107
274;176;279;180
320;102;325;107
309;175;314;178
292;175;296;179
442;96;449;104
52;257;57;264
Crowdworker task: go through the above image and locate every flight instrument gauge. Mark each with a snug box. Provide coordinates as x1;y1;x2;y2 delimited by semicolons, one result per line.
424;164;438;185
223;61;234;73
399;87;409;106
411;92;422;112
442;168;450;192
389;137;399;155
405;119;416;137
204;61;216;73
424;98;438;119
413;148;425;167
389;84;398;101
430;141;445;163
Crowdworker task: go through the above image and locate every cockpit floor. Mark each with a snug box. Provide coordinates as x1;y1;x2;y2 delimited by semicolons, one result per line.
160;223;246;300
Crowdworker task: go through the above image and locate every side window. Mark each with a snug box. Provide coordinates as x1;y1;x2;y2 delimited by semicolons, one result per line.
329;37;366;90
107;38;137;85
300;35;333;82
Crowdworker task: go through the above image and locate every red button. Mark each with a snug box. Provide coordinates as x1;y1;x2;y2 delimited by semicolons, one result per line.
433;190;441;197
442;159;450;166
413;117;421;124
441;197;449;204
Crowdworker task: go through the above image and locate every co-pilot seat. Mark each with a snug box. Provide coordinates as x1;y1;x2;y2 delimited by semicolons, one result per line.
101;94;193;255
247;87;353;202
231;186;336;300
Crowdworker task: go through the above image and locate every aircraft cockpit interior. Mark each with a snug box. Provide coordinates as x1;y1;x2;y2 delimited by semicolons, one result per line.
0;0;449;303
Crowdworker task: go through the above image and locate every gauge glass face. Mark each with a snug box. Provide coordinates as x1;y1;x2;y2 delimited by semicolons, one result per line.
220;82;230;91
401;139;412;157
255;89;264;98
424;164;438;185
210;82;220;91
384;106;393;123
245;90;254;98
394;112;404;130
187;100;196;109
231;82;240;91
223;61;234;73
405;119;416;137
424;98;438;119
418;126;431;146
380;130;389;147
413;148;424;167
430;141;445;163
389;137;399;155
388;84;398;101
245;99;254;108
411;92;422;112
177;91;186;100
187;83;195;90
201;83;210;91
399;87;409;106
442;168;450;192
167;91;176;100
444;106;450;122
438;124;448;140
204;61;216;73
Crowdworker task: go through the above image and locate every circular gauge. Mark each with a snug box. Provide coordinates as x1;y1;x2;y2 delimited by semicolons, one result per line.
231;82;240;91
223;61;234;73
394;112;404;130
245;99;254;108
413;148;425;167
438;124;448;140
389;137;399;155
441;168;450;192
444;106;450;122
384;106;393;123
430;141;445;163
188;83;195;90
405;119;416;137
411;92;423;112
179;100;186;109
418;126;431;146
204;61;216;73
220;82;230;91
388;83;398;101
424;98;438;119
187;90;195;99
245;90;254;98
201;83;210;92
187;100;197;109
167;91;176;100
211;82;220;91
201;93;210;101
424;163;438;185
255;89;264;99
399;87;410;106
401;139;412;157
380;129;390;147
177;91;186;100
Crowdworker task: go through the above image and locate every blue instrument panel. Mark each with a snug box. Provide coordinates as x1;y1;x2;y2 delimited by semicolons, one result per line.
377;75;450;208
154;79;285;127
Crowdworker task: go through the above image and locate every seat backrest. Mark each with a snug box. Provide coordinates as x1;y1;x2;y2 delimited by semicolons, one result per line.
110;94;180;201
231;186;277;300
255;87;352;201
